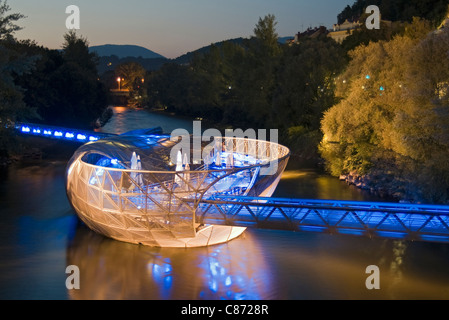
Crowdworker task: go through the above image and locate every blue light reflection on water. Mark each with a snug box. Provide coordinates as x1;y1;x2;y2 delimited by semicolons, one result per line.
2;107;449;300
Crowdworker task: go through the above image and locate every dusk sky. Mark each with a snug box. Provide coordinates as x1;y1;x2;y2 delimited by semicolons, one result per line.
12;0;353;59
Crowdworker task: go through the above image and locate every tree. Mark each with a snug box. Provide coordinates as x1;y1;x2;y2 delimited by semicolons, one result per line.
0;1;38;159
62;30;98;74
53;31;107;128
115;61;147;107
253;14;280;58
0;0;25;41
272;36;347;158
320;18;449;203
233;14;281;128
115;62;146;91
12;31;108;129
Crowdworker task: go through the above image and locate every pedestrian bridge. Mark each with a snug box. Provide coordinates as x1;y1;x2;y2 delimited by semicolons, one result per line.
194;195;449;243
15;121;449;244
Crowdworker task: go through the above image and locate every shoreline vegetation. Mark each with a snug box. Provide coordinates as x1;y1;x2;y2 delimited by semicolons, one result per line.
3;0;449;204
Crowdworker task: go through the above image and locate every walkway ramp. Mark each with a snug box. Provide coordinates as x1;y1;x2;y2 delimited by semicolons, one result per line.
196;195;449;243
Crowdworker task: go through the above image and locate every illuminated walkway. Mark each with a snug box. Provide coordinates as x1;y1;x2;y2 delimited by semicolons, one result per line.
15;122;449;243
195;195;449;243
15;122;115;142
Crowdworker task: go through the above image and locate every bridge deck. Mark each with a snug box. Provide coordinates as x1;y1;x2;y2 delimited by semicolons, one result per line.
195;195;449;243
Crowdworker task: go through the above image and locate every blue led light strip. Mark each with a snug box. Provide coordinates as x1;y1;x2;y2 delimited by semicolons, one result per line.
195;195;449;243
14;122;116;142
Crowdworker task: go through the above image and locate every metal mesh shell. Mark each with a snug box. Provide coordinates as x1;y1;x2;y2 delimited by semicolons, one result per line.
65;132;290;247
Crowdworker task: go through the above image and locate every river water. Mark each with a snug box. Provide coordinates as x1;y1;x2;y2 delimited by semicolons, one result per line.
1;106;449;300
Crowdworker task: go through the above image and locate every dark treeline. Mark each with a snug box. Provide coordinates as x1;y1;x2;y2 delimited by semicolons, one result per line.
338;0;449;25
145;14;347;160
321;17;449;203
0;1;108;161
10;32;108;129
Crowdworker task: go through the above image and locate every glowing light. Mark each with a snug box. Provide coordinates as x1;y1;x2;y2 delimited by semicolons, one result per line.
21;126;30;133
32;129;41;134
89;136;99;141
44;130;52;135
65;132;75;139
76;134;87;140
366;75;371;79
380;86;384;91
54;131;63;137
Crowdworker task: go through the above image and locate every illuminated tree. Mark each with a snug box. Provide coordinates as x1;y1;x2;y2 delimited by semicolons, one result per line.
320;18;449;202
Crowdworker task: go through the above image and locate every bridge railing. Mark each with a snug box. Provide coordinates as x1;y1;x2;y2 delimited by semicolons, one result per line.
194;195;449;243
14;122;114;142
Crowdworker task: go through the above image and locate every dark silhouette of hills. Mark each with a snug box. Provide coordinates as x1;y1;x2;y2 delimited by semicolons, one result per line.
172;38;246;65
172;36;293;65
90;44;165;59
93;37;294;74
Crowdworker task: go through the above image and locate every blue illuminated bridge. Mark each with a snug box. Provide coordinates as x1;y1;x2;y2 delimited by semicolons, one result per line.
15;122;449;244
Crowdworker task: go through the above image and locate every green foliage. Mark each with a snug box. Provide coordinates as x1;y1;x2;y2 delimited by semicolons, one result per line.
338;0;449;26
320;18;449;203
274;37;346;131
253;14;281;58
0;1;39;157
0;0;25;41
11;32;108;129
115;61;147;107
341;20;405;52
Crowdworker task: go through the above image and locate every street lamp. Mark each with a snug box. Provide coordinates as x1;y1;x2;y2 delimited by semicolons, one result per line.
117;77;121;91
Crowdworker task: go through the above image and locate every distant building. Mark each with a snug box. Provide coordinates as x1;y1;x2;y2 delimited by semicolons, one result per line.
288;26;328;45
328;19;361;43
332;19;361;32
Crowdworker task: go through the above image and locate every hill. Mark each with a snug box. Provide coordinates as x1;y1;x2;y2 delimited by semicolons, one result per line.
173;36;293;65
93;36;295;74
89;44;166;59
173;38;246;65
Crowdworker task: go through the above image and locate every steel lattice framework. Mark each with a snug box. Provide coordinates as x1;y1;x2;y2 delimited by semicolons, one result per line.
195;195;449;243
66;134;290;247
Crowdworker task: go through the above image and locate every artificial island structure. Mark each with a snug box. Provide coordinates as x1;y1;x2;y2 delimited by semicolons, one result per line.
65;127;290;248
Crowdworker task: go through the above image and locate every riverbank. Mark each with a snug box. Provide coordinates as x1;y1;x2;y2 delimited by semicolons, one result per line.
0;135;82;167
339;171;403;202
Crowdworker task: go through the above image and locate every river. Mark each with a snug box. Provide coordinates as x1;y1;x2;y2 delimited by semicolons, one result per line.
0;106;448;300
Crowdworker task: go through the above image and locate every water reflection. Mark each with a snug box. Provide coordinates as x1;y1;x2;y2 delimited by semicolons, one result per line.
2;107;449;300
66;224;277;300
65;223;449;300
99;107;193;135
273;168;389;202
